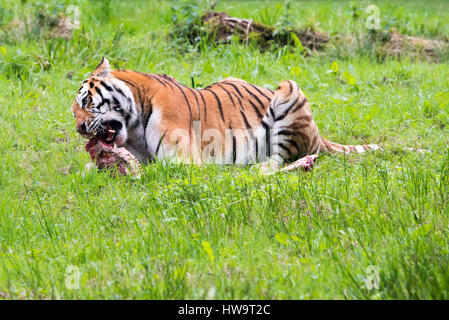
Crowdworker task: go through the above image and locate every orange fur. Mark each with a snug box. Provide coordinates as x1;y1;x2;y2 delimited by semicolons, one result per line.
73;58;379;171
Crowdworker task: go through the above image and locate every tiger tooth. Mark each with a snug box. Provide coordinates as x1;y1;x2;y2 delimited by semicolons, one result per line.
108;130;115;134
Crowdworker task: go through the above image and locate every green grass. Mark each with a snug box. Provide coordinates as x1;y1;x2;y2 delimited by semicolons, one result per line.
0;0;449;299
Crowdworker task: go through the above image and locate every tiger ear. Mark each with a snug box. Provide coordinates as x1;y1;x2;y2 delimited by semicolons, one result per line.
92;57;111;77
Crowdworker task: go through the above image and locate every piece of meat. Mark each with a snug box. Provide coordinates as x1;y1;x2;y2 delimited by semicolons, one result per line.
280;155;318;172
85;136;140;177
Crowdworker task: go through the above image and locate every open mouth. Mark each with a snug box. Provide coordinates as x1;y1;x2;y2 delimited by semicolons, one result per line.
83;119;140;177
94;120;122;145
85;120;123;157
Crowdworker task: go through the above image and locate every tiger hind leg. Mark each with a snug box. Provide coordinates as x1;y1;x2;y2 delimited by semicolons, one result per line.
257;79;381;174
257;80;321;174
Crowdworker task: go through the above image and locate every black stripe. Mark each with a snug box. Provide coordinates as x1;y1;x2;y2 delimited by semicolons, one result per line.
95;57;106;70
255;138;259;162
171;82;194;147
228;89;244;111
142;100;152;152
221;82;243;98
278;143;293;157
136;72;167;87
205;88;225;121
262;120;270;156
216;84;236;107
198;90;207;121
187;87;201;120
232;132;236;163
155;74;178;90
275;129;295;136
287;81;293;96
112;96;120;107
269;106;275;119
286;121;311;130
271;152;285;161
309;135;319;153
118;78;137;90
284;138;300;153
80;91;87;99
142;99;153;134
240;83;266;111
113;85;126;97
248;83;272;101
311;143;320;154
100;81;113;91
155;130;167;155
94;87;104;99
118;78;142;106
290;130;309;141
161;74;176;82
88;118;101;131
125;114;131;127
274;95;300;122
159;75;179;90
290;97;307;114
152;75;168;87
96;98;110;109
239;110;252;130
248;99;263;119
172;82;193;127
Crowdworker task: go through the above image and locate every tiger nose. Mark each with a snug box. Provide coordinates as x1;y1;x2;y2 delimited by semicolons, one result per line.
77;122;87;134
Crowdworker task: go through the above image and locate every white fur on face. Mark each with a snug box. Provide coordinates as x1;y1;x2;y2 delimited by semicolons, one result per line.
74;77;138;146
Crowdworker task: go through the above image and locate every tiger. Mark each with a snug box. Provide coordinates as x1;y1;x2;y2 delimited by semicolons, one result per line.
72;57;379;173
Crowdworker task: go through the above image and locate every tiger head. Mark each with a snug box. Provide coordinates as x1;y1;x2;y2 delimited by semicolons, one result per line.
72;57;138;147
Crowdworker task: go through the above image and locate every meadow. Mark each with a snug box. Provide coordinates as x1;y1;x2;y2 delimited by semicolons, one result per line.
0;0;448;299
